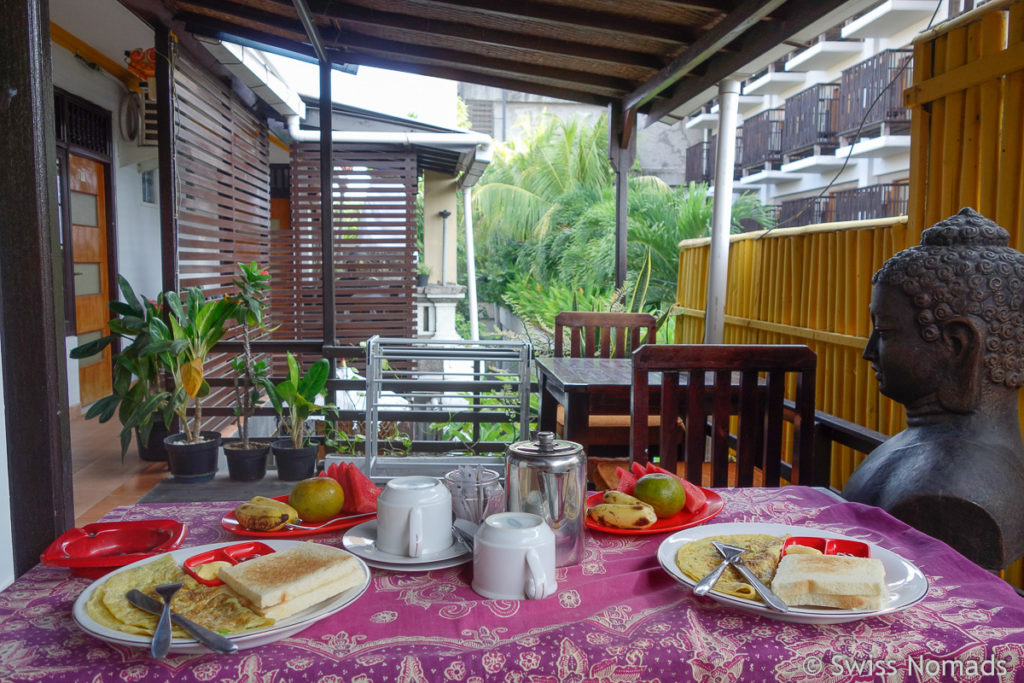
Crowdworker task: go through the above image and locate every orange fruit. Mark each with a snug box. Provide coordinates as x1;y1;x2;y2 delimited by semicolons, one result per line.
633;473;686;518
289;477;345;522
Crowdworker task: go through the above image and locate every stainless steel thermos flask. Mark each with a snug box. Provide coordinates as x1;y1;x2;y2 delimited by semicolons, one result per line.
504;432;586;567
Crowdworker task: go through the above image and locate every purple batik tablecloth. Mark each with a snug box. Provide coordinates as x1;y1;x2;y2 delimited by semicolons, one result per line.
1;486;1023;682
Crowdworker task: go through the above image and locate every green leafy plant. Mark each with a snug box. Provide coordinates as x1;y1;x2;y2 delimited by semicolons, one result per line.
227;262;275;448
69;276;173;460
264;352;330;448
147;287;238;444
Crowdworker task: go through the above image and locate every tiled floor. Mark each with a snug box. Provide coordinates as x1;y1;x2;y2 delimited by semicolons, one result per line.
70;408;169;525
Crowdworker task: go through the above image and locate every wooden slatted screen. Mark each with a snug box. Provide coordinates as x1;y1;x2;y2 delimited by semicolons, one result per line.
173;55;271;429
278;142;417;364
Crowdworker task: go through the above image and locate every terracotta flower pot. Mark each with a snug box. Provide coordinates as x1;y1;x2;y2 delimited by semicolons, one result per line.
164;431;221;482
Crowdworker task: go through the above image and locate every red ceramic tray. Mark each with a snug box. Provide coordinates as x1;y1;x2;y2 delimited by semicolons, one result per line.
584;488;724;535
41;519;187;578
221;495;375;538
782;536;870;558
183;541;276;586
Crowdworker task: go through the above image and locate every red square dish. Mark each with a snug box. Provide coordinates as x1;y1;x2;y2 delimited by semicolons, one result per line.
183;541;276;586
41;520;187;578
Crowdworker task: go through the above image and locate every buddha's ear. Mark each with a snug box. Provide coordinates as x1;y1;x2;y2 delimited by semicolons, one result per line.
938;317;981;413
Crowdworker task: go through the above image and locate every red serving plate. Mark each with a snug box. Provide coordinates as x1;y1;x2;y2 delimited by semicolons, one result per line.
183;541;276;586
41;519;187;578
585;488;724;535
221;495;375;538
782;536;870;558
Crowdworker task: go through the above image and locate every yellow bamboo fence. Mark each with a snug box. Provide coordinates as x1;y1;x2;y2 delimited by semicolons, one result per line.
674;0;1024;587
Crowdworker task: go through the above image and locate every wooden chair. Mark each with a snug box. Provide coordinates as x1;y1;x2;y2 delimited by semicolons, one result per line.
631;344;825;487
554;311;656;359
552;312;657;469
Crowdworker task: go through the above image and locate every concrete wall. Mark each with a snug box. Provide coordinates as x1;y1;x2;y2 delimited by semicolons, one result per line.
422;170;460;284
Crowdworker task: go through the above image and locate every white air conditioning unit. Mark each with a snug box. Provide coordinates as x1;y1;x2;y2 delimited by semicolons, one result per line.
119;91;159;148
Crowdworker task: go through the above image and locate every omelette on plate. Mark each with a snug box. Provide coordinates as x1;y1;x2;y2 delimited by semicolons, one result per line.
85;554;273;637
676;534;785;601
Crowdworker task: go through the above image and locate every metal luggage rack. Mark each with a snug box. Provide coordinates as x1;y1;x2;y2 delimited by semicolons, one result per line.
363;336;532;474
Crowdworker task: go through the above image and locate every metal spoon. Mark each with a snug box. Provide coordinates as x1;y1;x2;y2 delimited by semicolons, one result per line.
151;582;182;658
286;512;375;531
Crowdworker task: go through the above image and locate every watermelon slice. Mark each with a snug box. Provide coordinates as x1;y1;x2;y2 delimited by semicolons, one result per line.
643;461;660;476
344;463;381;514
629;461;646;478
615;467;638;496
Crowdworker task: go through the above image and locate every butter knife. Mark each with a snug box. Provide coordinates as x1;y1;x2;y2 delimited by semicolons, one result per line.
125;590;238;654
711;541;790;613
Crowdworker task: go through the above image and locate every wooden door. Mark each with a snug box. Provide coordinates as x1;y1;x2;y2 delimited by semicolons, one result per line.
69;154;112;405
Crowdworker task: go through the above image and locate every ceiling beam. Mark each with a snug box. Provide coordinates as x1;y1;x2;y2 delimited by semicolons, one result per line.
643;0;857;122
625;0;786;111
366;0;702;44
291;0;328;62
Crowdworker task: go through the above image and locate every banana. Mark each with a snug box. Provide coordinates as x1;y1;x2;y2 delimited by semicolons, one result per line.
602;490;651;508
587;503;658;530
234;498;300;531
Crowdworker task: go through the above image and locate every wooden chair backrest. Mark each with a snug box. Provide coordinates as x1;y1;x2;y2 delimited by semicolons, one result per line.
631;344;824;487
554;311;657;359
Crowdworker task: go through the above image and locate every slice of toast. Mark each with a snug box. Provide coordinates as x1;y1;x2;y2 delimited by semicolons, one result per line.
771;553;888;609
218;542;360;610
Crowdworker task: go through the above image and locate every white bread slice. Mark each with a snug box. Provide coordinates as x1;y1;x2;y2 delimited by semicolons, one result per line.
257;559;365;620
218;542;360;609
771;554;888;609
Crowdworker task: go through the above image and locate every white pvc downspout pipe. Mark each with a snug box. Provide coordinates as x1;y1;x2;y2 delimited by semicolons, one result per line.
464;188;479;340
704;78;740;345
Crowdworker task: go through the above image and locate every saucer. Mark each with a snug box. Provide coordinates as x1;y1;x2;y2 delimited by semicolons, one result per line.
342;519;474;571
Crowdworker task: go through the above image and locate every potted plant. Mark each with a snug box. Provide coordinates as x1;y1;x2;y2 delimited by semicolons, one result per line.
69;276;175;462
415;260;431;287
147;286;237;482
265;351;330;480
223;262;275;481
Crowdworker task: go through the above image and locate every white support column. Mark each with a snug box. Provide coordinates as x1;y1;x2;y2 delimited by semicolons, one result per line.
704;78;740;345
464;188;480;341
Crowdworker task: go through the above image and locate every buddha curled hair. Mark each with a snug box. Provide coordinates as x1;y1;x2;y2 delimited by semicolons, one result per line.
873;208;1024;388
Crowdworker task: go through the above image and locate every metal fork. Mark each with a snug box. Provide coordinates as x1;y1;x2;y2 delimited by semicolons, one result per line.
711;541;789;612
151;582;182;658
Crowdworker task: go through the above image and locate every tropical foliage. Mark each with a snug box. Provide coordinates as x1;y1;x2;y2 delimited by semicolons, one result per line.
469;114;773;335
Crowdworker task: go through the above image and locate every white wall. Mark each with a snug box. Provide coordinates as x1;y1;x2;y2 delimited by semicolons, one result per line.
51;43;162;409
0;312;13;590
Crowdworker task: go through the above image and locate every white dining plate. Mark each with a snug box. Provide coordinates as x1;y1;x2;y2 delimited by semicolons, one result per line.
73;540;370;653
658;522;929;624
342;519;473;571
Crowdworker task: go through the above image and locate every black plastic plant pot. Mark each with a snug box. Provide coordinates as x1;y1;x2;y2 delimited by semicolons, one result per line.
164;431;221;482
137;421;173;462
271;438;318;481
224;440;271;482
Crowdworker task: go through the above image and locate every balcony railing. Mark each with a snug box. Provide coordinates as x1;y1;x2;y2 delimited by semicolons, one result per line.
781;83;840;157
778;195;834;227
740;109;785;171
836;50;913;136
685;141;713;184
832;183;909;221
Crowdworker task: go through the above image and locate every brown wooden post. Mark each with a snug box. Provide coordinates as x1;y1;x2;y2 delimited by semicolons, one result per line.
608;105;637;289
156;25;178;293
0;0;74;575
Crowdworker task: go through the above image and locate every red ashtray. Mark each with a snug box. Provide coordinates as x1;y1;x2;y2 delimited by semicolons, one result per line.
41;519;187;578
183;541;276;586
782;536;870;558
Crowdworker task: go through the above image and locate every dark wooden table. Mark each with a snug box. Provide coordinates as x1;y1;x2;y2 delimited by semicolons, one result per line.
535;357;643;445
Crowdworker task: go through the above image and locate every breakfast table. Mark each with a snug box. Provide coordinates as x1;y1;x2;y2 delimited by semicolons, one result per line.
2;486;1023;682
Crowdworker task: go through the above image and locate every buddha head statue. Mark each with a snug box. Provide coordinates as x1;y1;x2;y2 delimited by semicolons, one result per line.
865;207;1024;414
